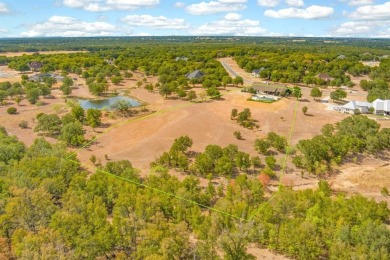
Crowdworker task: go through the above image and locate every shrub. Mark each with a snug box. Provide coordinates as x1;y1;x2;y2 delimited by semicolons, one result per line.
7;107;17;114
36;100;44;106
302;106;308;115
381;187;389;197
233;131;242;140
353;109;361;115
19;120;28;129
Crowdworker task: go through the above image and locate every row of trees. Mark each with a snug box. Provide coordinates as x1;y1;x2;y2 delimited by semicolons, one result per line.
0;128;389;259
293;115;390;175
234;47;373;87
34;104;102;146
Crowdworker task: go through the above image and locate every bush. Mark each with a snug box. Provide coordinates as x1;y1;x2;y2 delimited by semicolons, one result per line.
381;187;389;197
233;131;242;140
353;109;361;115
7;107;17;114
19;120;28;129
36;100;44;106
302;106;308;115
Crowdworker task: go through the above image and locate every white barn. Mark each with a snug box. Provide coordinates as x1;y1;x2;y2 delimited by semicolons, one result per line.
372;99;390;115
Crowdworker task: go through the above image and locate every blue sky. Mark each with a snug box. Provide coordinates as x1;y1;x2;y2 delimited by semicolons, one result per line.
0;0;390;38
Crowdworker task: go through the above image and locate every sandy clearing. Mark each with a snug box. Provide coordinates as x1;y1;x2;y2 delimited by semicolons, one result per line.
330;153;390;205
247;244;291;260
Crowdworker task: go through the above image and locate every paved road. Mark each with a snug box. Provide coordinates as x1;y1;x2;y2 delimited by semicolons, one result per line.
220;61;254;84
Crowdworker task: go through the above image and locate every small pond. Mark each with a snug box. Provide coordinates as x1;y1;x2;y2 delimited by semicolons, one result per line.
78;96;141;110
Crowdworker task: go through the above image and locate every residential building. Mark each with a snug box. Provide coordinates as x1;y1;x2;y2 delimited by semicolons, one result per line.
186;70;205;80
340;101;372;114
251;67;265;77
372;99;390;115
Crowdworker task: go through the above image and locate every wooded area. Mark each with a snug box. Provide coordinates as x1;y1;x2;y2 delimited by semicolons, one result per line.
1;37;390;259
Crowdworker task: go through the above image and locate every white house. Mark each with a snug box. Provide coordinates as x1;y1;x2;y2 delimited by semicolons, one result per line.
251;68;265;77
340;101;372;114
372;99;390;115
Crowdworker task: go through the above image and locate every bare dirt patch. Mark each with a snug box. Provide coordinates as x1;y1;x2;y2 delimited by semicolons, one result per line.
330;152;390;205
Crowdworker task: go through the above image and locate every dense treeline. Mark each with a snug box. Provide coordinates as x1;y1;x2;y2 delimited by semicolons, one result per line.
234;49;373;86
1;37;390;53
360;58;390;102
2;38;390;101
0;127;389;259
293;115;390;175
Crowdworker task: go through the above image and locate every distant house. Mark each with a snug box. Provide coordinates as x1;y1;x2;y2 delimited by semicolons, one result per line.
175;56;188;61
28;61;43;72
340;101;372;114
186;70;205;80
29;73;64;82
337;55;346;59
104;59;115;65
251;67;265;77
320;96;331;103
372;99;390;115
317;73;334;82
252;84;286;96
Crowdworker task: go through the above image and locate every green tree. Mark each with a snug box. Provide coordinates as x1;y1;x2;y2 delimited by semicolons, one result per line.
233;76;244;86
71;105;85;123
330;89;347;102
265;156;277;170
292;86;302;100
254;138;270;155
171;135;193;153
113;99;131;115
267;132;287;152
86;109;102;129
26;88;40;104
59;122;85;146
34;114;62;136
159;84;172;98
310;87;322;100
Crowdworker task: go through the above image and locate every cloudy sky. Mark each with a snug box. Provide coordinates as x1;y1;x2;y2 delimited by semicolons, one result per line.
0;0;389;38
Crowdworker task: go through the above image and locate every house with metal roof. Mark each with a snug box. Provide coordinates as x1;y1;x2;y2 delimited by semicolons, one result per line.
185;70;205;80
28;61;43;72
372;99;390;115
29;73;64;82
340;101;372;114
251;68;265;77
317;73;334;82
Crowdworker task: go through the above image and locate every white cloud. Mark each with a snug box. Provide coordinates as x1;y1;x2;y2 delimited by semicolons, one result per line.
348;0;375;6
258;0;279;7
190;17;266;36
285;0;304;7
186;0;246;15
348;2;390;20
174;2;185;8
264;5;334;19
20;15;118;37
333;21;373;35
224;13;242;20
62;0;159;12
0;27;8;34
332;20;390;37
121;15;189;29
0;2;9;13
